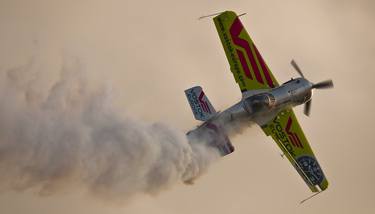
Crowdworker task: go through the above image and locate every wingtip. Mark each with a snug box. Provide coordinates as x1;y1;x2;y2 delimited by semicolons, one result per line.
198;11;223;20
299;191;323;204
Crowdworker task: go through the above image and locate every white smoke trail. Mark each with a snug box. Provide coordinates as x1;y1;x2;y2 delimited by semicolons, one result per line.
0;58;219;201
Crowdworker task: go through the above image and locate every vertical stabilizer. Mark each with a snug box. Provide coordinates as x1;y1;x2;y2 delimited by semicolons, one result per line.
185;86;216;121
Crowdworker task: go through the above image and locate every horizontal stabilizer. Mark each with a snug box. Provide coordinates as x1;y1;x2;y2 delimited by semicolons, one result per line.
187;122;234;156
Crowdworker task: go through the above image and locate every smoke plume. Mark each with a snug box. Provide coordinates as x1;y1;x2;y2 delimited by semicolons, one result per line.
0;57;219;201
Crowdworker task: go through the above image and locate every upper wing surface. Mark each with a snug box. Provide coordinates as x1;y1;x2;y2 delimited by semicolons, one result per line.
261;109;329;192
213;11;279;92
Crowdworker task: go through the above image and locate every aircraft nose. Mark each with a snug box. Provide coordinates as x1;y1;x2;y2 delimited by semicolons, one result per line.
300;78;313;89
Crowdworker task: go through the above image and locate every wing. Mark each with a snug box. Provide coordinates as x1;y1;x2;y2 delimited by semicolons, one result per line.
261;109;329;192
213;11;279;93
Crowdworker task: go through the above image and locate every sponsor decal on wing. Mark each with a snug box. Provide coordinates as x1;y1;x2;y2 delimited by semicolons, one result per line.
285;117;304;148
229;17;275;88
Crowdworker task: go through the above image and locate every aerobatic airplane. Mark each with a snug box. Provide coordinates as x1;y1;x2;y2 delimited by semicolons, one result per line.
185;11;333;195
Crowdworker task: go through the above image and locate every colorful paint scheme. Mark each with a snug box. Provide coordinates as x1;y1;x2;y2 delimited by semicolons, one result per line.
185;11;333;194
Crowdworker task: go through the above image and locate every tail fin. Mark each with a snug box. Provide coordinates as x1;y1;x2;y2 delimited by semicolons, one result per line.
185;86;216;121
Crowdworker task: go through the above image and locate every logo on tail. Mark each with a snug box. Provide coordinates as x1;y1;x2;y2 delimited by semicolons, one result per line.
198;91;211;114
185;86;216;121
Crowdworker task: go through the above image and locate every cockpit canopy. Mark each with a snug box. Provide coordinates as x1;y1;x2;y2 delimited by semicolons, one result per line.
243;93;276;113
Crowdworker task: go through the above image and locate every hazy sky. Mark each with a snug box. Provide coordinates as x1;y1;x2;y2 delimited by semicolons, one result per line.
0;0;374;213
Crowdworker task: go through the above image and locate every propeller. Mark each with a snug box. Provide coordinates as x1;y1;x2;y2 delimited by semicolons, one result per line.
312;80;334;89
291;59;305;78
290;60;334;116
304;100;312;116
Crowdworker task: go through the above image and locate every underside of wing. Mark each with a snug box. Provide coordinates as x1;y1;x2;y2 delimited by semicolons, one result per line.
261;109;329;192
213;11;279;93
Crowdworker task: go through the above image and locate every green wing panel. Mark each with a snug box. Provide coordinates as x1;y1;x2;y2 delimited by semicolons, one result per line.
213;11;279;92
262;109;329;192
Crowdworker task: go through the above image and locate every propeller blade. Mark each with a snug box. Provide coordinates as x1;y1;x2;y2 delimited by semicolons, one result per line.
291;59;304;78
313;79;334;89
304;100;312;116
